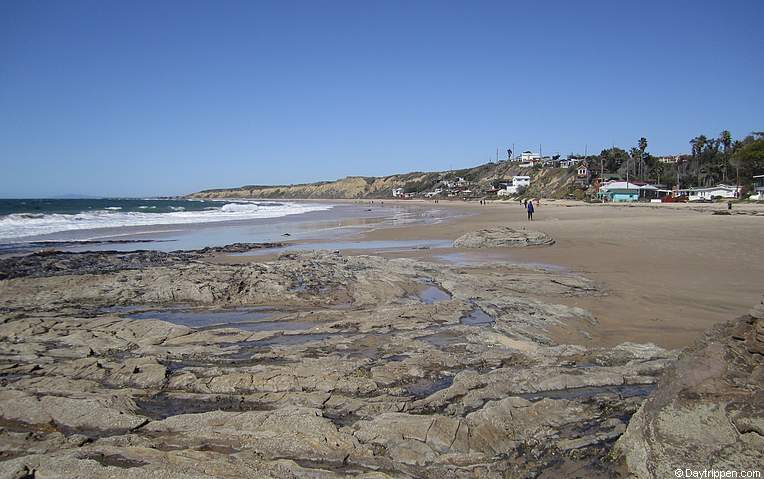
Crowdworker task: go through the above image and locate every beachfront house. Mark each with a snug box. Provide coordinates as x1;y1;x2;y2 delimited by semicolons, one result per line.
392;188;405;198
677;184;740;201
752;175;764;200
574;164;592;187
501;175;531;194
597;181;653;202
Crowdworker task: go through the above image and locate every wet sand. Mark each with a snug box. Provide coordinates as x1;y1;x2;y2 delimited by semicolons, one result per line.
358;199;764;349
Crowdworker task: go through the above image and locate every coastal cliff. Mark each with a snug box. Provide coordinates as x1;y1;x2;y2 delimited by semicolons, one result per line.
188;161;579;200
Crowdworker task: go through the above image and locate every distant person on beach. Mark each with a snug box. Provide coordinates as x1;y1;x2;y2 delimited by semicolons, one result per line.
527;200;534;221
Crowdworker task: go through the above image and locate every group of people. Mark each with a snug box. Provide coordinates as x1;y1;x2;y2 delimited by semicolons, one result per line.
477;197;539;220
435;197;539;220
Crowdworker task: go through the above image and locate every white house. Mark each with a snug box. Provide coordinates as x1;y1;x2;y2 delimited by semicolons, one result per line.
752;175;764;200
678;184;740;201
513;176;531;187
504;175;531;194
517;151;541;168
657;155;682;164
520;151;540;162
559;157;579;168
392;188;405;198
442;177;468;189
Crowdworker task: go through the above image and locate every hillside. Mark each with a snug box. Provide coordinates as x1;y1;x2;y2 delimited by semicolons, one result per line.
188;162;581;200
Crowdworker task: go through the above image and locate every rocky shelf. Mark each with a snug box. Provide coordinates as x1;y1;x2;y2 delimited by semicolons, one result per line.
0;247;759;478
453;226;555;249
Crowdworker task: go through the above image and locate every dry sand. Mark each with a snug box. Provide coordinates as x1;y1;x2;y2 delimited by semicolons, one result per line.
354;199;764;350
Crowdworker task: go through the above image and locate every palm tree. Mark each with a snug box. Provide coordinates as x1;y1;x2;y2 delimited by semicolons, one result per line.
638;137;648;179
719;130;732;182
689;135;709;186
690;135;708;158
720;130;732;151
696;135;708;153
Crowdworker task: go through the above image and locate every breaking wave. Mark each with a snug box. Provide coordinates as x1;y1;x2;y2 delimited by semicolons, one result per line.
0;201;333;241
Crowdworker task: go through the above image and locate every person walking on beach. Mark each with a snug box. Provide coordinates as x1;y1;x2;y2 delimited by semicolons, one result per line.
527;200;534;221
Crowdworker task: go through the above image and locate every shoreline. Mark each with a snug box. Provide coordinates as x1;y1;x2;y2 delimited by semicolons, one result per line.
1;200;761;477
235;198;764;350
363;200;764;350
4;197;762;350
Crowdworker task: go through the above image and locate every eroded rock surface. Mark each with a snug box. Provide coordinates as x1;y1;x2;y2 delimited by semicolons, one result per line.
615;299;764;478
0;248;673;478
453;226;555;248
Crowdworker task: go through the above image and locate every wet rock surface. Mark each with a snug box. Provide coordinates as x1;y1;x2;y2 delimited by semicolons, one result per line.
452;226;555;248
615;299;764;478
0;247;678;477
0;242;285;280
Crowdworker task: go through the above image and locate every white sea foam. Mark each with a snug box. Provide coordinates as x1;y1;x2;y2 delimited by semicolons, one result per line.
0;202;333;241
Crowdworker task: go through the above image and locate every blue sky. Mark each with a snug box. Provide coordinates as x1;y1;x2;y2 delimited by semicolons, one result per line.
1;0;762;197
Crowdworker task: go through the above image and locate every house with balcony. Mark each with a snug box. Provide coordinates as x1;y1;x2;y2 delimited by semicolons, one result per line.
574;163;592;187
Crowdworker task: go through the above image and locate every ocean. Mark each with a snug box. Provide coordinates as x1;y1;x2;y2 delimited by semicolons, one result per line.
0;198;333;243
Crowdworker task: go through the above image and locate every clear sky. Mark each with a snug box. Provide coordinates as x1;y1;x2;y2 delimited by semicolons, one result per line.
1;0;762;198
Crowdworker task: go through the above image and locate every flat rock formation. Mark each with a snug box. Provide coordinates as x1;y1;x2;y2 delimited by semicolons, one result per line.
615;299;764;478
0;247;677;477
0;242;285;280
453;226;555;248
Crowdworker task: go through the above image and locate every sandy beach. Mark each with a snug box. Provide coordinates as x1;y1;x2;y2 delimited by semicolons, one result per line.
220;198;764;350
377;200;764;349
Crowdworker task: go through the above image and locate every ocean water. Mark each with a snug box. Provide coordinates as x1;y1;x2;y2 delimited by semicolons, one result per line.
0;198;333;242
